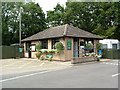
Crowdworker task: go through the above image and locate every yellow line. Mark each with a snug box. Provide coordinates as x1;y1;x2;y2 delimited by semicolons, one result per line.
29;62;45;68
1;61;22;68
18;61;33;68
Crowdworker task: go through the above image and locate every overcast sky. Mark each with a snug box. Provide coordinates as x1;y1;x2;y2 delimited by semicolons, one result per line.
34;0;67;14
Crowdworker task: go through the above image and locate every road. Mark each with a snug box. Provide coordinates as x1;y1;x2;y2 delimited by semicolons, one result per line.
1;60;119;88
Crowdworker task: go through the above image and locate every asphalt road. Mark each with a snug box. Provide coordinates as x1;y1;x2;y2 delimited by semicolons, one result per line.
1;60;119;88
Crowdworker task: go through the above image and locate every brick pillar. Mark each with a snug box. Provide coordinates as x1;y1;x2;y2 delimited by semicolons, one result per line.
48;39;52;50
94;40;99;54
24;42;26;52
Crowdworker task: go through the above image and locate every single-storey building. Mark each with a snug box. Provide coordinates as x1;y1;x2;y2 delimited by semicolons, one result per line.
22;24;102;61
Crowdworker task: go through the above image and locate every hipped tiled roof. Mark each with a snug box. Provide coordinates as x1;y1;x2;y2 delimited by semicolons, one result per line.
22;24;102;42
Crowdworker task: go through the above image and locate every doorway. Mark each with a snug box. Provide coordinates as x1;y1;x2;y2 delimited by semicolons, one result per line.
27;42;31;58
73;38;79;57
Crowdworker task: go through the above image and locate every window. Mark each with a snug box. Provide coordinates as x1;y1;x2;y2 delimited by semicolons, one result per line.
31;45;36;51
102;44;107;49
112;44;117;49
80;41;84;46
52;38;59;49
41;39;48;49
26;43;30;52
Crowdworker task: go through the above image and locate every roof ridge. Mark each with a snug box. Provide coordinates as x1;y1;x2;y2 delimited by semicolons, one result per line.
63;24;68;36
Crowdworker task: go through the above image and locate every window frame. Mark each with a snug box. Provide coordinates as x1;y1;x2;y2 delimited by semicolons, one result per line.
41;39;48;49
51;38;60;49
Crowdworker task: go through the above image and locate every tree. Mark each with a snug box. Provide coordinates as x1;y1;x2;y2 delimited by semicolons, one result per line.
21;2;47;39
46;3;65;27
2;2;22;45
47;2;120;40
2;2;47;45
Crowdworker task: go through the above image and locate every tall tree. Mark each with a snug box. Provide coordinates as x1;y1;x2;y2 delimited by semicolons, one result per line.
47;2;120;40
46;3;65;27
21;2;46;39
2;2;22;45
2;2;47;45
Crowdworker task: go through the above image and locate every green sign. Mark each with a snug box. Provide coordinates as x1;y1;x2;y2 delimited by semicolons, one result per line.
19;48;23;53
46;54;53;58
67;40;72;50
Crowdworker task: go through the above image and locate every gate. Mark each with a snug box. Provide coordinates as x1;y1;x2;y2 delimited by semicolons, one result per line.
0;46;24;59
102;49;120;59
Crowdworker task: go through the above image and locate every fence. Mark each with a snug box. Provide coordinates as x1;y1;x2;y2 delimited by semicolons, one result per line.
0;46;24;59
102;49;120;59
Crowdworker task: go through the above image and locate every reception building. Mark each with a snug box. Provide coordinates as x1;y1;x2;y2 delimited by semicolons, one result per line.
22;24;102;61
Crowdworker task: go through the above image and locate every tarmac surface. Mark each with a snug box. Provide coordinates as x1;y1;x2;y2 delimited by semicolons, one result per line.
0;59;119;88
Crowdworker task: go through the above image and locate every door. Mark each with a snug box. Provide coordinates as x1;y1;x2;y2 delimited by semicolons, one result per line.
28;43;31;58
73;38;79;57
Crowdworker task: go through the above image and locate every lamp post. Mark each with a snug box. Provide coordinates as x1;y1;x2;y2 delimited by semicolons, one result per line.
19;7;22;46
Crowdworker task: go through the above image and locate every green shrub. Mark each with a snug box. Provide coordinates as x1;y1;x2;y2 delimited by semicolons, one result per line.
35;42;42;52
55;42;64;53
36;52;42;59
96;43;102;51
85;43;93;49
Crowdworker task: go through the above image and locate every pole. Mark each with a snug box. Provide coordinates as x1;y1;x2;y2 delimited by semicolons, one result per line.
19;7;21;46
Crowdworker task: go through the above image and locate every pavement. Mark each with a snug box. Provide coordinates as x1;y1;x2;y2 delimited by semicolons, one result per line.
0;58;119;88
0;58;72;75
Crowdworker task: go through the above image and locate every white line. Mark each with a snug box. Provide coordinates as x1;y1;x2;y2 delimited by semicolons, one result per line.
0;70;49;83
112;73;120;77
110;63;113;65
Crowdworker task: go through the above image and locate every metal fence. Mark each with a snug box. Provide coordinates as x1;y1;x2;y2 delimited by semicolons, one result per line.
0;46;23;59
102;49;120;59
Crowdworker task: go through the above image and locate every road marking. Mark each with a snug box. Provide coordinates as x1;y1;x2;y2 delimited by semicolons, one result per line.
0;61;22;68
112;73;120;77
0;70;49;83
28;62;45;68
39;62;45;66
101;62;119;66
18;61;33;68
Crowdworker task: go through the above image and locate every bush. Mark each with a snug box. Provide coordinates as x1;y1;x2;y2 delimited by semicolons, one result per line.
55;42;64;53
96;43;102;51
85;43;93;50
35;42;42;52
36;52;42;59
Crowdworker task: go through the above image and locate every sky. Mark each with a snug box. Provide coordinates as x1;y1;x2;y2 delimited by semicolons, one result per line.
34;0;67;13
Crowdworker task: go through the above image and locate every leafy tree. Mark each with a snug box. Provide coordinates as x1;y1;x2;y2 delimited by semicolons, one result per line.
2;2;47;45
46;3;65;27
2;2;22;45
47;2;120;40
21;2;47;39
